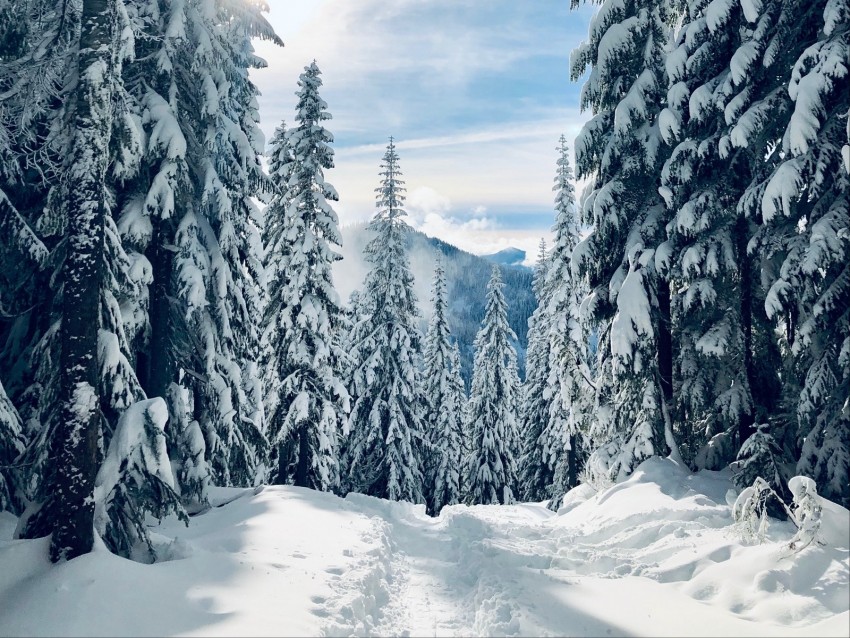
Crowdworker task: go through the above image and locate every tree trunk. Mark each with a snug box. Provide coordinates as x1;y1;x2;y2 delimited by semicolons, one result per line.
657;279;674;406
567;433;577;489
736;216;756;449
656;277;682;463
142;228;175;400
50;0;116;562
295;426;311;488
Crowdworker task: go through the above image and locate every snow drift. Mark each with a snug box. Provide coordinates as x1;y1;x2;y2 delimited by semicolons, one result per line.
0;458;847;637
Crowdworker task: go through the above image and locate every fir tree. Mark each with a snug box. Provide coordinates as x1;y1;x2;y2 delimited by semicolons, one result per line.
94;398;186;560
116;0;281;492
423;259;464;514
263;63;349;491
657;0;756;471
343;139;425;503
710;0;830;495
31;0;120;562
0;380;24;513
546;136;588;504
518;240;557;502
465;266;521;505
0;0;85;515
448;340;468;495
570;0;681;481
758;1;849;506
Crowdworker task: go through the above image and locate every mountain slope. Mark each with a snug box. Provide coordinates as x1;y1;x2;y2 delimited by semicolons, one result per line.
482;247;528;268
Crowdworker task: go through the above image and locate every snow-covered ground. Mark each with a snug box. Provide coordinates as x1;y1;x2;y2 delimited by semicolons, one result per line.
0;458;847;637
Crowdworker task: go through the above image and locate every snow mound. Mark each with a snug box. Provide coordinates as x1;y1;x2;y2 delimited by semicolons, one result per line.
0;461;847;637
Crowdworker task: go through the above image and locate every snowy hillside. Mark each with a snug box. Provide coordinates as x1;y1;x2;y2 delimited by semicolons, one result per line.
1;458;846;637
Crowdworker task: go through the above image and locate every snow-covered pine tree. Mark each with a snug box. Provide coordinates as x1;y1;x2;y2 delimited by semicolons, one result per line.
261;121;293;440
423;259;464;514
0;0;187;557
0;0;80;510
569;0;681;481
448;340;468;496
714;0;832;494
0;380;25;512
758;1;849;506
116;0;213;506
30;0;120;562
94;398;186;560
116;0;281;494
465;265;521;506
199;6;271;487
657;0;756;470
263;63;349;491
546;136;589;504
343;139;425;503
518;240;557;502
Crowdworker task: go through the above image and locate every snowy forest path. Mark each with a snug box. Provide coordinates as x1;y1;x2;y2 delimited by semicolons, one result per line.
337;496;557;637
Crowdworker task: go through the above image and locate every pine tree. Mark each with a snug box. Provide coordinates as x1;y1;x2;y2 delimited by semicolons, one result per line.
263;63;349;491
343;139;425;503
465;265;521;505
657;0;757;471
34;0;119;562
448;340;468;495
570;0;681;481
94;398;186;560
116;0;280;492
546;136;588;504
423;259;464;514
0;0;82;514
261;122;294;438
706;0;833;495
758;1;849;506
0;380;24;513
518;240;557;502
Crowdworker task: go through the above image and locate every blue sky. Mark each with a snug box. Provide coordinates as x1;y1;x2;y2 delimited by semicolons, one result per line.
252;1;595;260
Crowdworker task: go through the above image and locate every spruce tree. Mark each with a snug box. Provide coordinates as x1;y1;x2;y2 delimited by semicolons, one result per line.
0;380;24;513
465;266;521;505
343;139;425;503
518;240;557;502
37;0;119;562
570;0;681;481
94;398;186;560
116;0;281;493
546;137;588;504
263;63;349;491
449;340;468;493
758;2;849;506
709;0;831;495
423;259;464;514
657;0;756;471
0;0;189;558
0;0;83;516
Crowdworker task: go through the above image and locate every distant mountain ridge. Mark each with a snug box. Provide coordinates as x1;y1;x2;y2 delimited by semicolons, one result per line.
482;247;528;268
337;224;535;385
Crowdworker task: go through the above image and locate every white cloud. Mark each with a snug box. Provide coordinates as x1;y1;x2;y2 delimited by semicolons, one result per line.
324;117;588;227
252;0;593;257
406;186;451;224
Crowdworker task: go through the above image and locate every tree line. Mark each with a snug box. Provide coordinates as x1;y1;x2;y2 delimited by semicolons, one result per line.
0;0;847;566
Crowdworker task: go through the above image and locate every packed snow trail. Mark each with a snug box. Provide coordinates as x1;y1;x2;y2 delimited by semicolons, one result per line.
330;496;556;637
318;460;847;637
0;458;847;637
